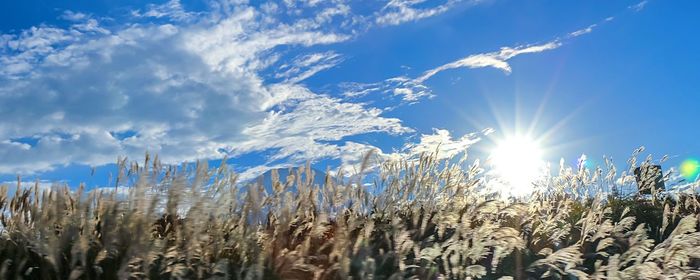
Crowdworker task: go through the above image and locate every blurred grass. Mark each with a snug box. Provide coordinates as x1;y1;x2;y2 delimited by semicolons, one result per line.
1;151;700;279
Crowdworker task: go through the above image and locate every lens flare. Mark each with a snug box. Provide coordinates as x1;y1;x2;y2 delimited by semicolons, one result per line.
680;159;700;182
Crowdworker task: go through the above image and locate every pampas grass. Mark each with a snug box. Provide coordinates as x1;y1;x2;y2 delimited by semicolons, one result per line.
1;151;699;279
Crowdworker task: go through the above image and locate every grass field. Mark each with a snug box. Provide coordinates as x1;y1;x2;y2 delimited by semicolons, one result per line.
1;152;700;279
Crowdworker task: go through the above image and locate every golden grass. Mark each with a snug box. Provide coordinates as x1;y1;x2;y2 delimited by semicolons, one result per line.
1;152;699;279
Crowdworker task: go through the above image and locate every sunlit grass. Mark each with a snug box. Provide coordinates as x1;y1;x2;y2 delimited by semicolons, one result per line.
1;150;699;279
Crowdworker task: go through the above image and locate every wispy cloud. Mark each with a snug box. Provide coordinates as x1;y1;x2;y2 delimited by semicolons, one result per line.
60;11;89;22
417;41;561;82
342;40;562;103
629;0;649;12
569;24;597;37
342;76;433;103
345;13;620;103
131;0;198;22
0;2;413;174
412;11;624;84
333;128;490;176
275;52;343;83
375;0;480;26
402;128;488;159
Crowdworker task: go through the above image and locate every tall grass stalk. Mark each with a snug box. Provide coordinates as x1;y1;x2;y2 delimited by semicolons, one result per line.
1;152;700;279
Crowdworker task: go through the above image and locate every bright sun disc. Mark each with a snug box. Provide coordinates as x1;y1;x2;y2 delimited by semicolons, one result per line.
490;136;545;195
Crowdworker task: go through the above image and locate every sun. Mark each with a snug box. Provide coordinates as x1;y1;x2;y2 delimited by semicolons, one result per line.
489;135;546;196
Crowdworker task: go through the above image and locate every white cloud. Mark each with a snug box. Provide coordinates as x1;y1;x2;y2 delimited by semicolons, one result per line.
61;11;89;22
231;83;411;161
416;41;562;82
342;76;433;103
132;0;197;22
332;128;487;177
0;26;79;78
238;163;294;182
342;41;561;103
0;2;412;174
629;0;648;12
402;128;485;159
569;24;596;37
275;51;343;83
72;19;111;34
376;0;478;26
346;16;615;103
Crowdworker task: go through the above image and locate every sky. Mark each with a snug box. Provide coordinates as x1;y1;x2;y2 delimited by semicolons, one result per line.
1;0;699;188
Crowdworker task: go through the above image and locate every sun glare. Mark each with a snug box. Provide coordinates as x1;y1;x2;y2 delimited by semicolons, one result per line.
489;135;546;196
681;158;700;182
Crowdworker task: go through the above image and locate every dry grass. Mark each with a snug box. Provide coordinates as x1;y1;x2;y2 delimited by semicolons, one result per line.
1;152;700;279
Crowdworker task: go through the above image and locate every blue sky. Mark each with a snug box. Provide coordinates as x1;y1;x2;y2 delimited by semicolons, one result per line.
1;0;698;188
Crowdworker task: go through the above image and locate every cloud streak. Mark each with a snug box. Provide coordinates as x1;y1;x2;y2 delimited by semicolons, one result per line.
416;41;562;82
275;52;343;83
343;40;563;103
376;0;480;26
629;0;649;12
131;0;198;22
344;13;619;103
